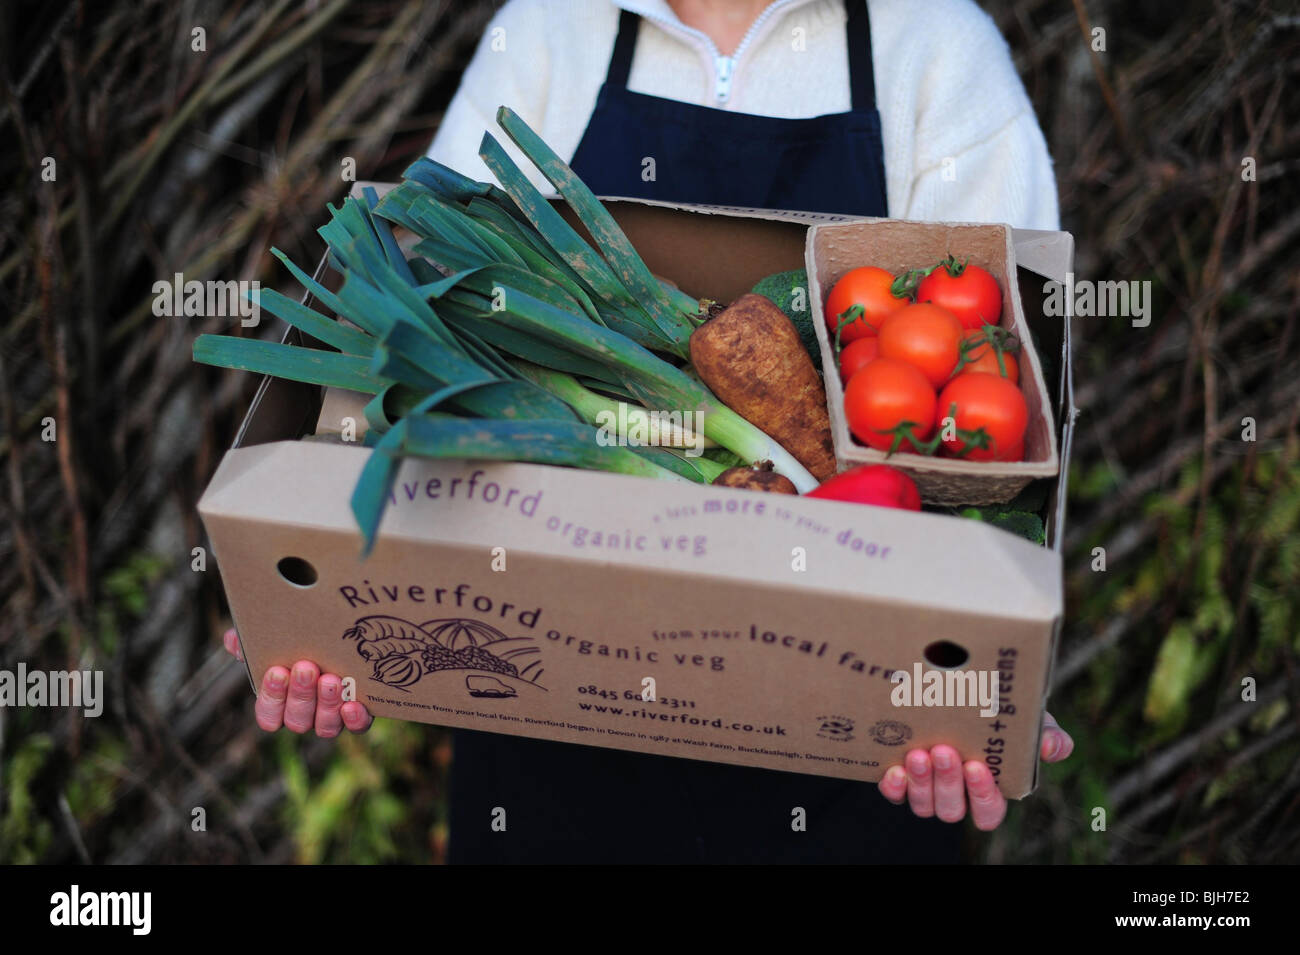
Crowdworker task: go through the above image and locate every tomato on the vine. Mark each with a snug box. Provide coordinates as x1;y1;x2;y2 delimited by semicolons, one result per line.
844;358;937;453
824;267;909;345
877;303;964;388
957;326;1019;383
838;336;879;383
935;373;1027;461
917;257;1002;330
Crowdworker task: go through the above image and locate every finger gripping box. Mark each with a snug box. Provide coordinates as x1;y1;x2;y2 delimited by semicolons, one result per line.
198;190;1076;798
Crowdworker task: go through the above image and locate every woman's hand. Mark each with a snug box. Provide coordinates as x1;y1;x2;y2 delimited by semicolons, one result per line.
222;627;374;737
877;711;1073;830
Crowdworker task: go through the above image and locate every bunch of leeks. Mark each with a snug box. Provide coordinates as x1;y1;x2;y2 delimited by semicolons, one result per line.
193;106;817;554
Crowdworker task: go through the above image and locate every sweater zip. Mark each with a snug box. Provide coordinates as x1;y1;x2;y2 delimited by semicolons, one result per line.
714;56;734;102
713;1;789;103
629;0;809;106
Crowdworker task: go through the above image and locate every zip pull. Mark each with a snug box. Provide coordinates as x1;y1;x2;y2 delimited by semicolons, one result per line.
715;55;734;104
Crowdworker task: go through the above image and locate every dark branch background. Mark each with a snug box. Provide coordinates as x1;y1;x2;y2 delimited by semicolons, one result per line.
0;0;1296;864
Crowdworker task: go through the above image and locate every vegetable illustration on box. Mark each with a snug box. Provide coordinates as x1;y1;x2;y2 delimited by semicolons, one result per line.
344;615;545;695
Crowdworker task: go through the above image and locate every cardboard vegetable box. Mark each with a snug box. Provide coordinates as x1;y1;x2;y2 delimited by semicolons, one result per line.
198;186;1076;798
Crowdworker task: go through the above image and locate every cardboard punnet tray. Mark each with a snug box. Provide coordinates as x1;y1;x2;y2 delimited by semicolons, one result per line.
807;219;1060;504
198;185;1076;798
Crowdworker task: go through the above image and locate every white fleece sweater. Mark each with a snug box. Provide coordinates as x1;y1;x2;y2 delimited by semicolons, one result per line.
426;0;1060;230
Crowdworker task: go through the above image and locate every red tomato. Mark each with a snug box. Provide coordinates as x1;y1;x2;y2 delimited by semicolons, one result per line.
838;337;879;383
935;373;1028;461
877;303;964;388
844;358;937;453
824;267;909;344
917;258;1002;330
957;327;1019;383
807;464;922;510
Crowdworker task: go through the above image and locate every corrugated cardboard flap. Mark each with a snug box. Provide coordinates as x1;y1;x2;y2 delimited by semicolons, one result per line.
199;438;1061;625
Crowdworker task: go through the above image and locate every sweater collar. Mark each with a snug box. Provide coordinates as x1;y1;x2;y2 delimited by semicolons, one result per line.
613;0;827;42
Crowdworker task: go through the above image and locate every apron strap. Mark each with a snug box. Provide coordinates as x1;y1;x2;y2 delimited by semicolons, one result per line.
846;1;876;112
607;2;877;110
606;9;640;89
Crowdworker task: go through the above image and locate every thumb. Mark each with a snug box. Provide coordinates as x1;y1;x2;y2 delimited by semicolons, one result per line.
222;627;244;661
1041;711;1074;762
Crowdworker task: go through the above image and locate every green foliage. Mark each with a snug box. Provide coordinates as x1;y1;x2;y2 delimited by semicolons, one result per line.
101;552;172;619
64;737;131;829
1201;764;1247;809
1248;698;1289;735
278;720;437;864
1;734;55;864
87;550;171;664
0;547;178;865
1143;622;1198;734
1042;449;1300;861
1075;460;1123;501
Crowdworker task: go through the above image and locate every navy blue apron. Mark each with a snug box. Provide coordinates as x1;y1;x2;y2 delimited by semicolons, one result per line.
568;0;888;216
449;1;961;864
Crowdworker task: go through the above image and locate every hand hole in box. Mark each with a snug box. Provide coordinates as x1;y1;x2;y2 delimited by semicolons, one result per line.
923;640;969;669
276;556;318;588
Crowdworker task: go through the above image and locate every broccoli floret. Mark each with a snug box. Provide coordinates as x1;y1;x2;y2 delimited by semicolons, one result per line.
959;506;1046;545
751;269;822;373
